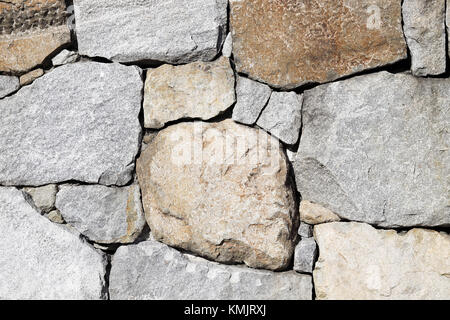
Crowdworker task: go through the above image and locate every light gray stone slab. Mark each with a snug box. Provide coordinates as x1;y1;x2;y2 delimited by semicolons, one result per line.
294;71;450;228
56;184;145;244
0;187;107;299
298;223;313;238
74;0;227;64
403;0;446;76
222;33;233;58
257;92;302;145
109;240;313;300
232;76;272;125
0;75;19;98
294;237;317;274
0;61;142;187
52;49;78;66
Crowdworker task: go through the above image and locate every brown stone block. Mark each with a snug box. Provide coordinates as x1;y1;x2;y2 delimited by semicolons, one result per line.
0;0;71;74
230;0;407;89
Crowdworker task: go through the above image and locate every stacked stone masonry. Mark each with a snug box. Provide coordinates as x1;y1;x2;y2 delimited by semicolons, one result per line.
0;0;449;300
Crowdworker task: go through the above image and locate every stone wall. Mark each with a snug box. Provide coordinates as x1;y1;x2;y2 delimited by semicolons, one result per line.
0;0;449;300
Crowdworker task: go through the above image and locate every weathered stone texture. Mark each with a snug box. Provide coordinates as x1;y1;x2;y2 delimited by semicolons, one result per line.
232;76;272;125
74;0;227;64
0;75;19;98
137;120;298;271
314;222;450;300
144;57;235;129
0;62;142;186
0;0;71;73
256;91;303;145
403;0;446;76
110;240;313;300
0;187;107;299
19;68;44;85
56;184;146;244
52;49;78;66
230;0;407;89
294;72;449;228
294;237;318;274
23;184;57;213
300;201;341;225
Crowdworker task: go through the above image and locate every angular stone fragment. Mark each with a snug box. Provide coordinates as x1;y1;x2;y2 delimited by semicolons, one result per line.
300;201;341;225
0;187;107;299
136;120;298;271
230;0;407;89
56;184;145;244
314;222;450;300
52;49;78;66
47;209;64;224
294;72;450;228
0;75;19;98
144;57;235;129
294;237;318;274
19;68;44;86
0;0;71;73
0;62;142;186
256;92;303;145
232;76;272;125
74;0;227;64
298;222;313;238
222;33;233;58
23;184;57;213
110;240;313;300
403;0;446;76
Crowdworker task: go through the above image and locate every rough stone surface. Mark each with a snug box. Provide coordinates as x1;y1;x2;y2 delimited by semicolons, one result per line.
74;0;227;64
256;92;303;145
110;240;313;300
47;209;64;224
294;237;318;274
19;68;44;86
298;222;313;238
222;33;233;58
23;184;57;213
294;72;450;228
56;184;145;244
314;222;450;300
232;76;272;125
52;49;78;66
0;75;19;98
144;57;235;129
136;120;298;271
403;0;446;76
0;62;142;186
230;0;407;89
300;201;341;225
0;187;107;299
0;0;71;73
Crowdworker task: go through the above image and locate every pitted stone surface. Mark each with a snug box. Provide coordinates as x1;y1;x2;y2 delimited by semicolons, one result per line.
314;222;450;300
294;72;450;228
110;240;313;300
403;0;446;76
74;0;227;64
0;0;71;73
56;184;145;244
230;0;407;89
0;62;143;186
0;187;107;299
144;57;235;129
137;120;298;271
